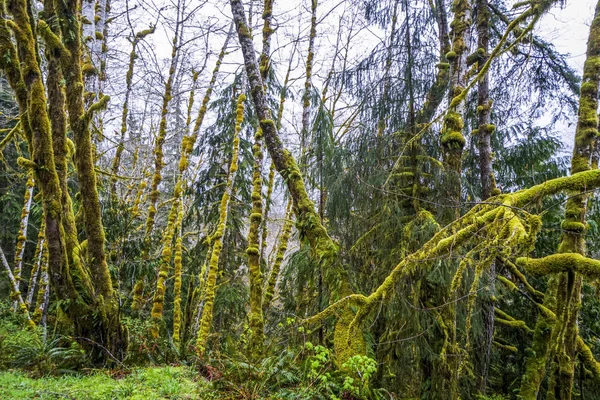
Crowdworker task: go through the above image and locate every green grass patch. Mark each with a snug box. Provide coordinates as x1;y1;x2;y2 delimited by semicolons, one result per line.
0;366;214;399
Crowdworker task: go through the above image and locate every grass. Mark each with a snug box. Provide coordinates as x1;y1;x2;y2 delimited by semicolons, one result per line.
0;366;216;399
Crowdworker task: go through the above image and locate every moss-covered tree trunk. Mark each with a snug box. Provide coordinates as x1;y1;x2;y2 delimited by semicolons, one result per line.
5;0;81;319
475;0;498;391
149;33;230;337
50;0;126;359
547;2;600;397
519;1;600;398
440;0;471;221
195;94;245;357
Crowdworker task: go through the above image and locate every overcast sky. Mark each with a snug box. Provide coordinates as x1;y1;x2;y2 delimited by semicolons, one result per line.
536;0;596;151
540;0;596;72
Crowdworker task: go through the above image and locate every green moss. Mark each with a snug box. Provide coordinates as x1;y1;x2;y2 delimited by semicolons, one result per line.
441;131;466;147
517;253;600;279
561;221;586;233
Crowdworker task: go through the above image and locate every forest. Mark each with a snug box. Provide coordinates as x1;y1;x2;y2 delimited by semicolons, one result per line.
1;0;600;398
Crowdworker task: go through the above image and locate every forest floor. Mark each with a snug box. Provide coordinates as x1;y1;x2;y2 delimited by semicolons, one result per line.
0;366;214;399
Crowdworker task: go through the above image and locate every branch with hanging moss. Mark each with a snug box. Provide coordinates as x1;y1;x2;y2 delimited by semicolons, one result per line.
304;168;600;357
0;121;21;151
195;93;245;357
494;308;533;334
516;254;600;278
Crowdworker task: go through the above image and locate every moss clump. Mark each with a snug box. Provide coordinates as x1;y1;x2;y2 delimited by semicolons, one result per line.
445;50;457;61
441;131;466;147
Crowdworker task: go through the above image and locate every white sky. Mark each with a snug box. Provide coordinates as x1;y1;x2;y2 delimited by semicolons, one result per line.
119;0;599;156
536;0;596;152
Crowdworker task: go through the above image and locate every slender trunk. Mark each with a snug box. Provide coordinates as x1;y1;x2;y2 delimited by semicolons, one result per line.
300;0;317;167
33;243;49;326
145;0;183;236
172;202;184;343
0;245;34;326
246;123;266;357
110;27;155;195
262;199;293;312
195;94;245;356
26;222;46;308
13;173;34;299
229;0;338;287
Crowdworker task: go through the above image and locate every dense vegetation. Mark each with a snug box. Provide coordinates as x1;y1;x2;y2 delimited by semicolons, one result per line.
1;0;600;398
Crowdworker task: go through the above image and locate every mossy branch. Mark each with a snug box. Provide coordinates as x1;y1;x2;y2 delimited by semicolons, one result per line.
516;253;600;279
84;95;110;124
37;20;68;55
